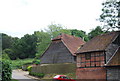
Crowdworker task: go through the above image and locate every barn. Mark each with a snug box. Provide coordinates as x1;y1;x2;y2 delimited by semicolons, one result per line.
40;33;85;64
76;31;120;81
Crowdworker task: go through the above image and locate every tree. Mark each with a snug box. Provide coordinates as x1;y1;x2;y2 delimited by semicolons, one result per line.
11;34;37;59
11;37;22;59
2;33;13;50
45;23;71;38
3;49;16;60
99;0;120;31
45;23;89;41
34;31;51;58
88;26;105;39
70;29;89;41
2;34;19;60
18;34;37;59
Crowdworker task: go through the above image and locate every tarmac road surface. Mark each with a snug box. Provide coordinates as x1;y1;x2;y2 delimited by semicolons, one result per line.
12;69;39;81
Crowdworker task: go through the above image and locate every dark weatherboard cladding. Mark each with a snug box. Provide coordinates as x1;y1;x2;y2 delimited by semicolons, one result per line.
40;41;75;64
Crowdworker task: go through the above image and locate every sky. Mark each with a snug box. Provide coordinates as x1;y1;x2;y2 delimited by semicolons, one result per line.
0;0;104;38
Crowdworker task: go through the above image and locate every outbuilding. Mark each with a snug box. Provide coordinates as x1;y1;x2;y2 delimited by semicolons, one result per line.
40;33;85;64
76;31;120;81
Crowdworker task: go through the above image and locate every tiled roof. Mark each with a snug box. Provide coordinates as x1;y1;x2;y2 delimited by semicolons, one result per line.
52;33;85;56
76;31;120;54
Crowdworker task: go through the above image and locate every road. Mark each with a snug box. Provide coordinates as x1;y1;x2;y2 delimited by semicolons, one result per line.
12;69;39;81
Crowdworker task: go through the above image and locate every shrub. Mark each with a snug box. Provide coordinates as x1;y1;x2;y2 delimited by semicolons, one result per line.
11;58;34;69
1;60;12;81
2;53;10;60
29;72;45;78
27;66;32;72
3;49;17;60
32;59;40;65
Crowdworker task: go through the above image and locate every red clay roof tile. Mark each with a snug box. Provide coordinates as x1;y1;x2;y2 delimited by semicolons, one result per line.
52;33;85;56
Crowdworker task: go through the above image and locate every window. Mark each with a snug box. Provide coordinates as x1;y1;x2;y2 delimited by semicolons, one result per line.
60;76;70;79
85;54;91;60
74;56;76;61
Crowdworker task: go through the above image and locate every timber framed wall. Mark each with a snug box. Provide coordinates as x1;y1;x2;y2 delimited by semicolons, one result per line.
77;51;105;68
76;51;107;80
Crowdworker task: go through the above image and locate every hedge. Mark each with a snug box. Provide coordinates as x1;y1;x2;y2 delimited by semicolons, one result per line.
29;72;45;78
1;60;12;81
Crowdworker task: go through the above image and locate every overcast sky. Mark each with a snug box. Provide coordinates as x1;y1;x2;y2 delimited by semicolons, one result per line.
0;0;104;38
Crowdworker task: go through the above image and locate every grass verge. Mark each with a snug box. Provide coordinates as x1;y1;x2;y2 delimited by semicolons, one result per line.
11;79;19;81
11;58;34;69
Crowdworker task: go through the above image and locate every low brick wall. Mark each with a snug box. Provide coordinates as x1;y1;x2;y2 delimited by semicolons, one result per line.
31;63;76;74
76;67;106;80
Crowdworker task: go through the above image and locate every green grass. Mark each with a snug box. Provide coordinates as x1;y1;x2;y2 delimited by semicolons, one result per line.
11;79;19;81
11;58;34;69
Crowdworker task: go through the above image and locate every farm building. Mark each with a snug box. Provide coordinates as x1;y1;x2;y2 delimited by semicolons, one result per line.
76;31;120;81
40;33;85;64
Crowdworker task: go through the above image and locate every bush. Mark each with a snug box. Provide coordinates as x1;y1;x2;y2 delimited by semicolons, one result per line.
1;60;12;81
3;49;17;60
11;58;34;69
29;72;45;78
27;66;32;72
2;53;10;60
32;59;40;65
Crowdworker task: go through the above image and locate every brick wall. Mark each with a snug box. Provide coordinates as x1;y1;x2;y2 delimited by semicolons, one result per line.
76;67;106;80
31;63;76;74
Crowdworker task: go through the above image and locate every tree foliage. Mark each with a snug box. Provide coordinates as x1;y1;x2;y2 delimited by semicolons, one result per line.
35;24;89;58
20;34;37;58
45;23;71;38
15;34;37;59
2;33;37;59
35;31;51;58
1;23;90;60
88;26;105;39
99;0;120;31
2;33;14;50
3;49;16;60
70;29;89;41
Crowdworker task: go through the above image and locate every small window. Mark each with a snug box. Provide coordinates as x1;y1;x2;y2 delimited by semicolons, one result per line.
74;56;76;61
85;54;91;60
